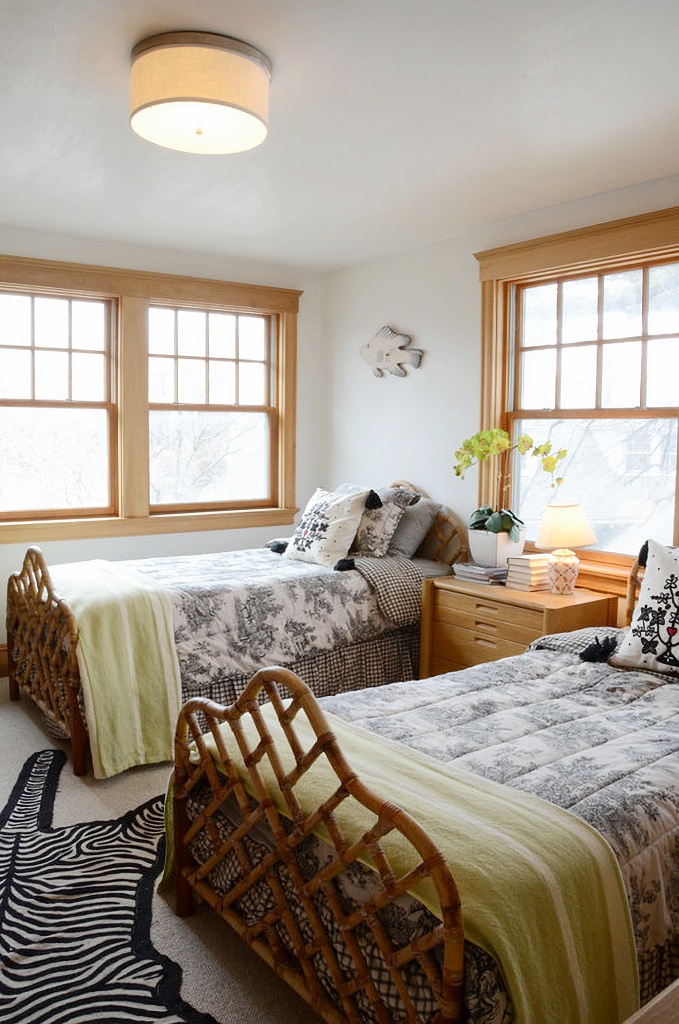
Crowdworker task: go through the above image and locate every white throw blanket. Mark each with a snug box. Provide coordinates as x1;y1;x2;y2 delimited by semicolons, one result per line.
51;560;181;778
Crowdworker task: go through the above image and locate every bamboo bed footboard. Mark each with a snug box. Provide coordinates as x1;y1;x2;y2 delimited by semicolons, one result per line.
172;666;465;1024
6;546;89;776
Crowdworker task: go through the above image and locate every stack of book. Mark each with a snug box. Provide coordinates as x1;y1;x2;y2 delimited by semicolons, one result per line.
452;562;508;585
506;553;550;591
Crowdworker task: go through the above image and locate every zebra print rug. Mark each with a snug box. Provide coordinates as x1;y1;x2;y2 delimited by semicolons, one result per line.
0;748;217;1023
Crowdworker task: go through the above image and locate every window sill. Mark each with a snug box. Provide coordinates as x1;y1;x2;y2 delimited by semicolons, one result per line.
0;507;297;545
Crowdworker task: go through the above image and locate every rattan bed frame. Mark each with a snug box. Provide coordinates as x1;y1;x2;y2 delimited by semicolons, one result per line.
5;498;465;777
173;665;465;1024
172;573;643;1024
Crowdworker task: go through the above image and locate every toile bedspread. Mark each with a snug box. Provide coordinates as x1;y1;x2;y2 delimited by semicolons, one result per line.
127;548;425;695
320;626;679;1017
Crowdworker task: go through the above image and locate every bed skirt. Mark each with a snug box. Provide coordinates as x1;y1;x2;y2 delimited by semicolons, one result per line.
180;625;421;707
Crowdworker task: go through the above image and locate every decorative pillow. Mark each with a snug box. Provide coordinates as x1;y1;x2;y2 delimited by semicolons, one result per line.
611;539;679;677
284;487;370;568
350;487;417;558
387;498;440;559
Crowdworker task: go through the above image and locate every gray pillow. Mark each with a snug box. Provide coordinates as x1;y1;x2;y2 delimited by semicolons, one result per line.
387;498;440;558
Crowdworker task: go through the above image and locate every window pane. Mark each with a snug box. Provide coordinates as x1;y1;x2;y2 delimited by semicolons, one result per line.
72;300;106;350
209;313;236;357
0;293;31;345
178;310;206;357
35;296;69;348
560;345;597;408
148;308;175;355
0;347;31;398
0;407;109;512
601;341;641;407
647;338;679;406
602;269;642;339
239;316;267;359
562;277;598;343
523;284;557;347
648;263;679;335
177;358;206;404
520;348;556;408
239;362;266;405
35;350;69;399
149;410;270;504
149;356;175;402
72;352;105;402
209;360;236;404
515;417;676;555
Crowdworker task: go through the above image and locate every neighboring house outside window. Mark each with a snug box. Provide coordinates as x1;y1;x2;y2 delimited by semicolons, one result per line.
475;206;679;591
0;256;301;543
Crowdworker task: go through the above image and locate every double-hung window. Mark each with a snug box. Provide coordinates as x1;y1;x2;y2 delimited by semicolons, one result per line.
148;306;274;511
0;256;300;541
0;290;114;519
476;206;679;574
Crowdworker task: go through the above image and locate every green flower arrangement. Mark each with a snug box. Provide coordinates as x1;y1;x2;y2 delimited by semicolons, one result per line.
453;428;567;540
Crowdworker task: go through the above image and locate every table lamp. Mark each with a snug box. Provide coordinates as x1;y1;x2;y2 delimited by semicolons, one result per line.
536;502;597;595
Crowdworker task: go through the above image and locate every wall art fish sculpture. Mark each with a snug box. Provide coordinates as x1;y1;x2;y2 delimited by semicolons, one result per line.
360;325;423;377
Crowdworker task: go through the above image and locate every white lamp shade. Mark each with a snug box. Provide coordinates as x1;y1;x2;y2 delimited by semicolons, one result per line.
536;503;597;551
130;32;271;155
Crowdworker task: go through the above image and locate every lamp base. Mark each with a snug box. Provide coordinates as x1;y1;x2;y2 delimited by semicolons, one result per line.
548;549;580;595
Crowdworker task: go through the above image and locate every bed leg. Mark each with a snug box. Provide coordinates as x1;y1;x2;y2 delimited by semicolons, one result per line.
71;738;88;777
173;787;194;917
175;871;194;918
8;674;20;700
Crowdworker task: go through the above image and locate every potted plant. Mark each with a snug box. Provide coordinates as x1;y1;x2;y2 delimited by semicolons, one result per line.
453;428;566;566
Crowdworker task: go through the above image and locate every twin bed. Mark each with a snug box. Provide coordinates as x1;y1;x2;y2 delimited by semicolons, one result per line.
171;541;678;1024
5;486;679;1021
5;485;463;776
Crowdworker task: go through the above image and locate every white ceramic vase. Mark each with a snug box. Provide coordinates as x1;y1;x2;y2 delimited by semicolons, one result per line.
468;529;526;568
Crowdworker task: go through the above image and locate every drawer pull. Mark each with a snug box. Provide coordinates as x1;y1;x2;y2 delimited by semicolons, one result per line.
474;602;499;616
474;637;498;649
475;620;498;633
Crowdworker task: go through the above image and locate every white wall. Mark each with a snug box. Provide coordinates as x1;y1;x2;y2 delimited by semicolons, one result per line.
322;173;679;525
0;226;326;641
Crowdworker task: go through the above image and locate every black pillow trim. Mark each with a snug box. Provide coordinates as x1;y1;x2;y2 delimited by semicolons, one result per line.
579;635;618;663
334;558;355;571
265;540;288;554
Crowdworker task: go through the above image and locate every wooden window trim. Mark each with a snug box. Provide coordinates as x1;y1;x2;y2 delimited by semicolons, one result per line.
0;255;301;544
475;206;679;584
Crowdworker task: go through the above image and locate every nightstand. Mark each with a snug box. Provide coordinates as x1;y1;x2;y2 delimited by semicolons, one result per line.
419;576;619;676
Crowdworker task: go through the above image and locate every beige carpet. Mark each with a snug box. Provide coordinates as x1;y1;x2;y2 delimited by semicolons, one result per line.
0;680;321;1024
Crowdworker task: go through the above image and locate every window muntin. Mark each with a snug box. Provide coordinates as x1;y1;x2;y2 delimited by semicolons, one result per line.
148;306;273;511
0;291;113;518
511;261;679;555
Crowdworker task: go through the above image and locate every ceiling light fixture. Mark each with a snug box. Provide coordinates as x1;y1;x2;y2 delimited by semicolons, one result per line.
130;31;271;155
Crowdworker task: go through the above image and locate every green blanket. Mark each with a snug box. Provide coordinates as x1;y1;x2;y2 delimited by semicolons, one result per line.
201;702;638;1024
51;560;181;778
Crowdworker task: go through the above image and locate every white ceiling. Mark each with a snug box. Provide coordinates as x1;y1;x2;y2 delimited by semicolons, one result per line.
3;0;679;272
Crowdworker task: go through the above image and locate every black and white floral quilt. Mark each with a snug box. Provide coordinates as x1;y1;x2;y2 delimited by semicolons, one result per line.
125;548;425;695
320;626;679;1008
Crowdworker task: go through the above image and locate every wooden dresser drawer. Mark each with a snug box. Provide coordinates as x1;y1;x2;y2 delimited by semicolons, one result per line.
433;622;526;666
433;590;543;644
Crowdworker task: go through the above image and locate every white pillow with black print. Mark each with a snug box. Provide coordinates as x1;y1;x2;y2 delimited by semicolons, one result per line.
611;538;679;677
284;487;370;567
